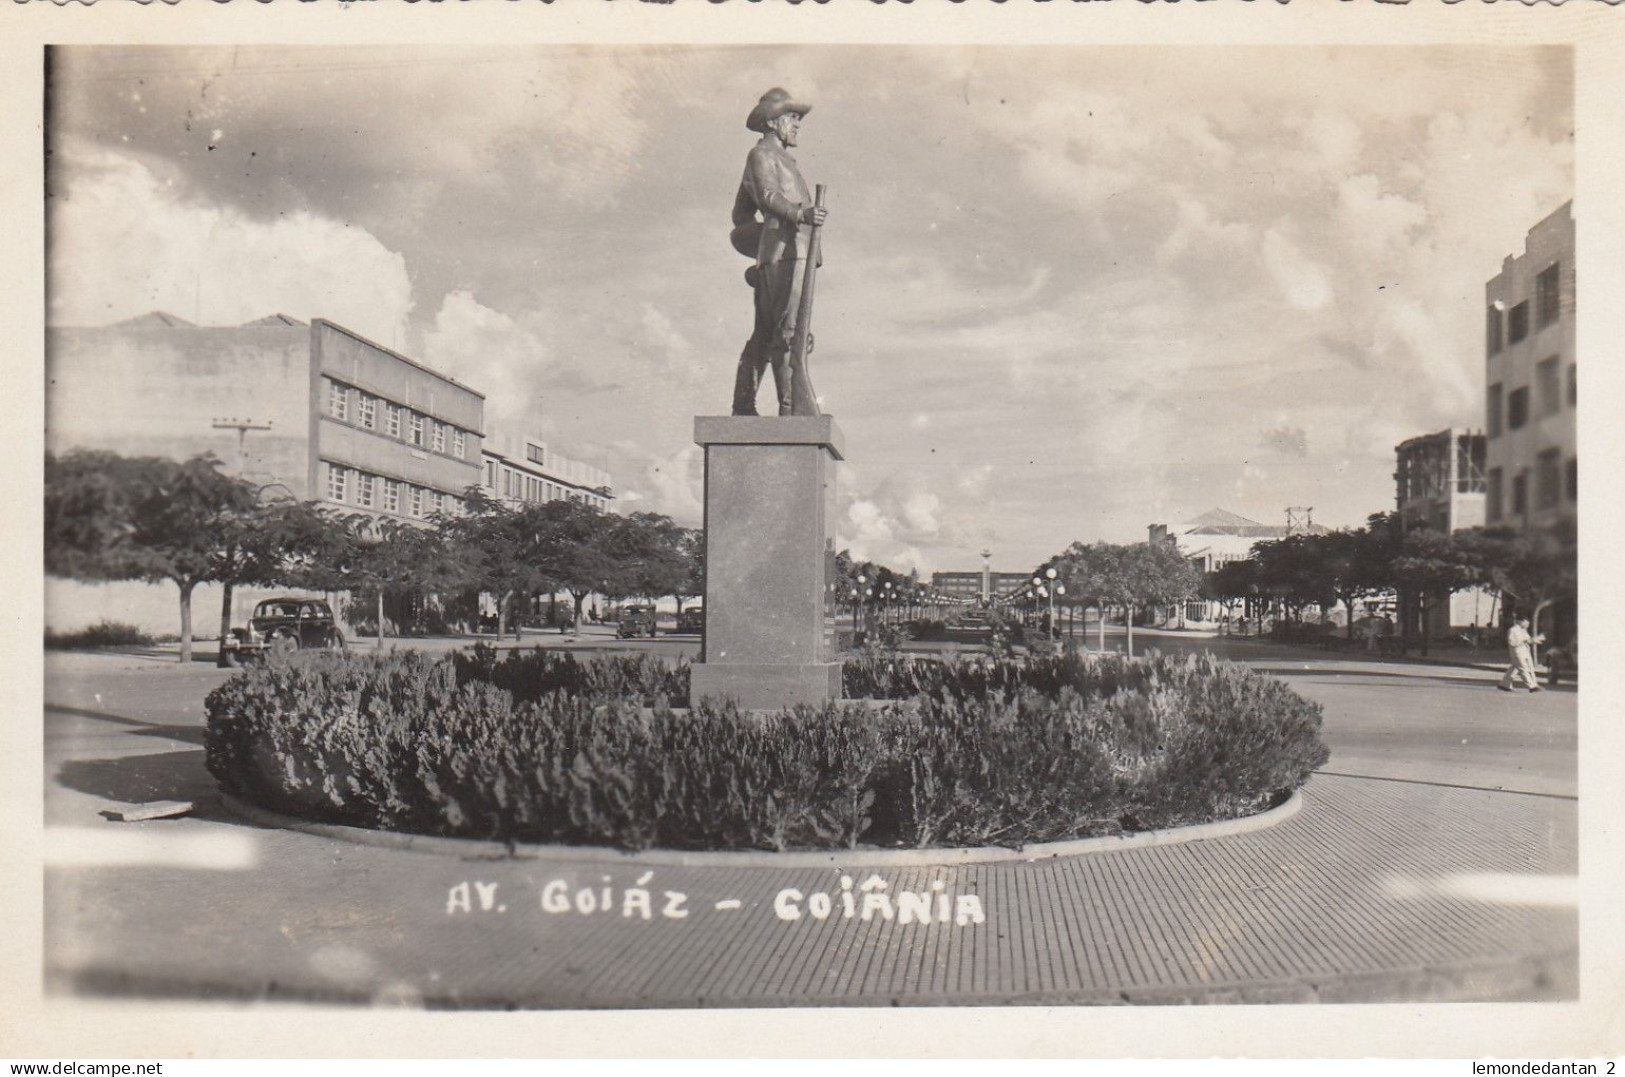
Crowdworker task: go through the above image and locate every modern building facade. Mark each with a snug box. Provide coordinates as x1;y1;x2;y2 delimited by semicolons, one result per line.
1484;202;1576;532
480;432;613;513
46;312;494;633
930;570;1030;606
47;313;486;521
1393;428;1495;639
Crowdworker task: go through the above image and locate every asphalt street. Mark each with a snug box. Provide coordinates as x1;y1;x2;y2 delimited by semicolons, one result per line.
39;630;1579;1006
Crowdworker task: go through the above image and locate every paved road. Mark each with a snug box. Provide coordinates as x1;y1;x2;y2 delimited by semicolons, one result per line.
41;639;1578;1006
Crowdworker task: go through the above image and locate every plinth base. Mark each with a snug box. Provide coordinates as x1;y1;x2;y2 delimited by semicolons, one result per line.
689;662;843;712
690;414;844;711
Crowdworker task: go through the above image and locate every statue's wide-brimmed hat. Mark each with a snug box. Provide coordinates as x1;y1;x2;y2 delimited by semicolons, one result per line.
747;87;812;133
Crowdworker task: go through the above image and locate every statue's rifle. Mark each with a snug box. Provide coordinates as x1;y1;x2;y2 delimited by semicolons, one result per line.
787;184;826;416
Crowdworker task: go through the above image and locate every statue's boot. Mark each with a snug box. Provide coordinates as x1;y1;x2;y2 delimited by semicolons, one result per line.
769;351;795;416
731;342;765;416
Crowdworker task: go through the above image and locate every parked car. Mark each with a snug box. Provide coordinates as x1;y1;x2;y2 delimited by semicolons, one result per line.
223;598;345;665
616;603;658;639
676;605;704;634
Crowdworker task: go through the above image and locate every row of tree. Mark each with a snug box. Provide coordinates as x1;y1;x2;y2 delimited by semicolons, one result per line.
1026;540;1204;650
1202;513;1577;650
45;451;704;663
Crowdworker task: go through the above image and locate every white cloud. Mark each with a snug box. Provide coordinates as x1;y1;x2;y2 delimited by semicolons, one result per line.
48;141;413;341
1261;227;1334;312
422;291;555;437
612;442;704;525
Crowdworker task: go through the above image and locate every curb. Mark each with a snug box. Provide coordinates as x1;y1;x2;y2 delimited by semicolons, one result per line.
219;786;1303;868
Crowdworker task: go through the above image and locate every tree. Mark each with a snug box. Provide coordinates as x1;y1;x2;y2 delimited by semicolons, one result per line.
1250;533;1333;624
527;498;621;632
1055;542;1120;651
1203;558;1260;627
45;452;260;663
1108;542;1199;652
322;513;454;646
1318;526;1391;638
211;495;352;665
1389;525;1478;656
1458;520;1577;647
441;491;565;639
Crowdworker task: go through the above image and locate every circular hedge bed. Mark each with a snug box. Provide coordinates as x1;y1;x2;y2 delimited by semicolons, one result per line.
204;645;1329;852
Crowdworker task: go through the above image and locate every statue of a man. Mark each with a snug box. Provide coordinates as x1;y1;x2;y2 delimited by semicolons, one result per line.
730;87;829;417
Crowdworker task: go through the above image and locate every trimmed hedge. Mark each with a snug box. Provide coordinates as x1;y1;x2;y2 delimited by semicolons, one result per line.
46;620;155;650
205;647;1328;852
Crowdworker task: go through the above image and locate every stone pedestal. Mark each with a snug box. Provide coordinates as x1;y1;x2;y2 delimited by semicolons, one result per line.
690;415;844;710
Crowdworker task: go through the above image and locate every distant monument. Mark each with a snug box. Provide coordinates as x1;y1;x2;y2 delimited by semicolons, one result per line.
691;88;844;710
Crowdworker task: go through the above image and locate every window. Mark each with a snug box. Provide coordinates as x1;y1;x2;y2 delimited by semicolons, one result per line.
409;485;424;518
484;459;497;489
527;444;546;466
1567;457;1577;503
1486;468;1503;522
1511;471;1528;517
383;480;400;514
429;490;444;515
453;429;466;458
1536;262;1561;328
358;393;377;430
433;422;447;454
1536;449;1561;510
505;468;520;499
1537;357;1561;417
1507;387;1529;431
1567;365;1576;408
1486;383;1503;438
328;381;349;421
410;412;425;447
357;472;375;508
1508;301;1529;344
327;464;348;503
1486;305;1503;357
386;404;402;439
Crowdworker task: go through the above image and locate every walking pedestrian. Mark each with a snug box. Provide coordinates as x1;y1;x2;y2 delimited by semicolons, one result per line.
1498;614;1544;693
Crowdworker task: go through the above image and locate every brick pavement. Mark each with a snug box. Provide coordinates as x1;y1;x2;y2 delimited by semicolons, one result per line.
44;773;1577;1007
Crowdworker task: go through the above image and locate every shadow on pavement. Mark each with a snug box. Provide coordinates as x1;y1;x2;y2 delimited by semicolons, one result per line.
48;704;207;746
56;750;219;808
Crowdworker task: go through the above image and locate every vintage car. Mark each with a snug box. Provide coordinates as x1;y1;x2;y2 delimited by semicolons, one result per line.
223;597;346;664
676;604;704;634
616;603;659;639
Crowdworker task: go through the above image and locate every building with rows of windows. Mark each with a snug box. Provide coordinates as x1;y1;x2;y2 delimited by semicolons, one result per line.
481;432;613;513
45;312;612;634
1484;202;1576;531
48;313;486;522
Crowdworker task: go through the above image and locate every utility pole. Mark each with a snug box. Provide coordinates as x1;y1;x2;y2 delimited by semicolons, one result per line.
212;418;273;473
1285;506;1314;536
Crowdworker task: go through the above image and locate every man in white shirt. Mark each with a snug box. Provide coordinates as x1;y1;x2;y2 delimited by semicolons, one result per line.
1498;614;1544;692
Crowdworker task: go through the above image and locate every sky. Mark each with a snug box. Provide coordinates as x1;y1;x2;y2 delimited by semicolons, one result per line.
46;44;1573;575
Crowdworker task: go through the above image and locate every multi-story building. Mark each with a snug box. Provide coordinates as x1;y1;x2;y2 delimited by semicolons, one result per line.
1393;428;1496;639
480;432;613;513
1394;429;1487;534
47;313;486;521
46;312;486;632
930;570;1030;606
1483;202;1576;532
